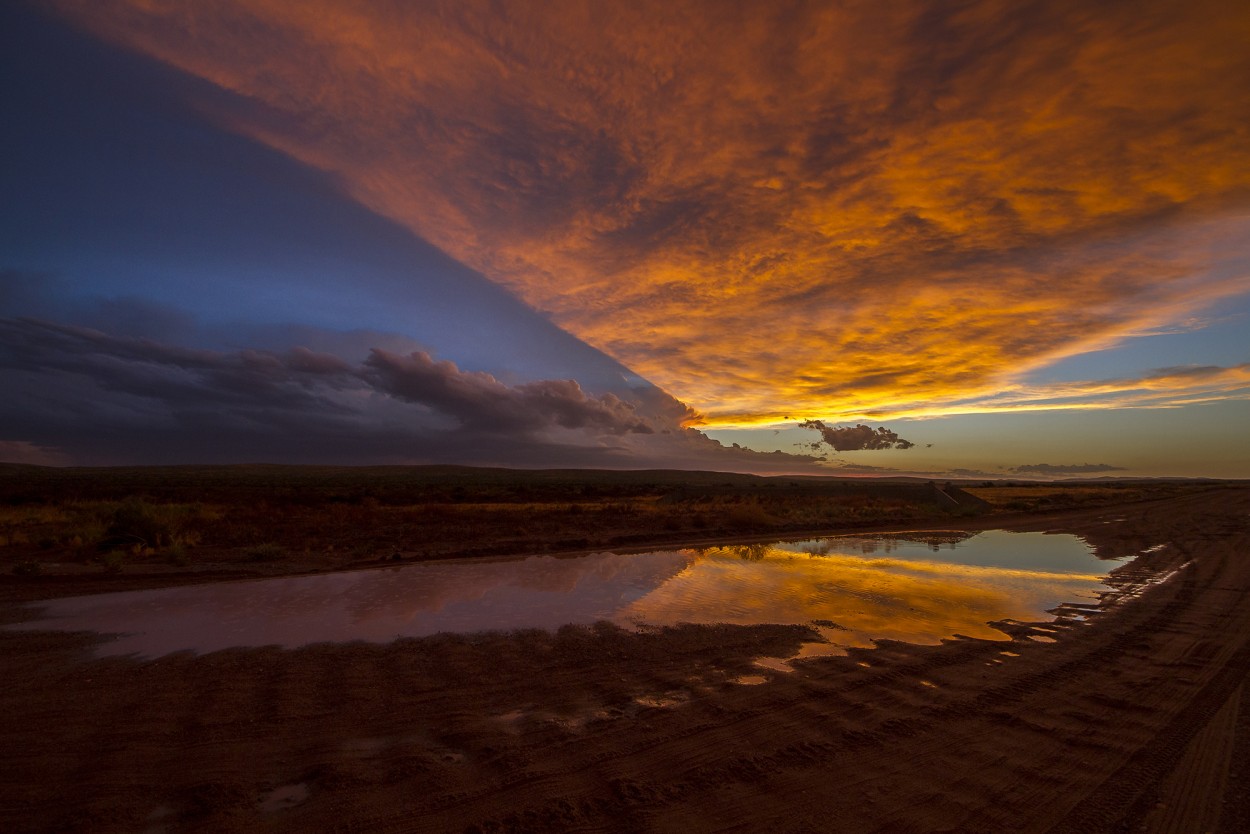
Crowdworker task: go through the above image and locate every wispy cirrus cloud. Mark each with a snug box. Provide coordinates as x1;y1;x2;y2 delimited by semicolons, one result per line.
858;362;1250;420
50;0;1250;425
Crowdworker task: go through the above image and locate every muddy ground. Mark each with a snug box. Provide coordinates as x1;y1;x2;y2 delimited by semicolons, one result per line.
3;485;1249;832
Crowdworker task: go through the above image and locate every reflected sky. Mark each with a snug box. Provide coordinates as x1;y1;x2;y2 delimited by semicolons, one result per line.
10;531;1113;658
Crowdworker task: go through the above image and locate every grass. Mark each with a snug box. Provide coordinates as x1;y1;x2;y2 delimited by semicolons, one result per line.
99;550;126;573
964;485;1160;511
0;464;1215;579
244;542;286;562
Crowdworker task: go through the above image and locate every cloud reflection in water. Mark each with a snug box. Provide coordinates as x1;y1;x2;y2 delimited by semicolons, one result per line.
10;531;1109;658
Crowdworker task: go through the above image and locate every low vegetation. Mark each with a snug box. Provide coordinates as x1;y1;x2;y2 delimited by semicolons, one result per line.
0;464;1222;591
963;483;1186;512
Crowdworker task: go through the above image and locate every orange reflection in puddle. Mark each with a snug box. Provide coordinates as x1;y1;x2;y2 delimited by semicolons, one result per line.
735;675;769;686
615;544;1107;653
9;531;1113;661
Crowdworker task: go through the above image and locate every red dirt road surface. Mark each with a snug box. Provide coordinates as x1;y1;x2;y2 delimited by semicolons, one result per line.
3;487;1249;833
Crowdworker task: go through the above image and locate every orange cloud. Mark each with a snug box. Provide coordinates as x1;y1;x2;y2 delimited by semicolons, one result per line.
52;0;1250;424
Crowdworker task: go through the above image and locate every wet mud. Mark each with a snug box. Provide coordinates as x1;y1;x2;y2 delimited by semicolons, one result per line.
2;487;1249;833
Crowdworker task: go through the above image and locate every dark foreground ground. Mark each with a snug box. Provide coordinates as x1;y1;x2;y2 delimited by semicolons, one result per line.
1;467;1248;832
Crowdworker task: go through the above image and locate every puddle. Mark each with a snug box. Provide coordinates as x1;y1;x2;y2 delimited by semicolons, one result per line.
258;783;308;813
734;675;769;685
496;710;527;733
1103;561;1191;602
753;656;796;674
8;530;1123;660
635;692;689;709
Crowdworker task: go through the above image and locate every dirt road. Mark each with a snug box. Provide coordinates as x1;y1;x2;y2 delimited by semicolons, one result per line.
2;488;1248;832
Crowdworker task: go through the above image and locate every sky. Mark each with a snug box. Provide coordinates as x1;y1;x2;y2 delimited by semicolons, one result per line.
1;1;1248;478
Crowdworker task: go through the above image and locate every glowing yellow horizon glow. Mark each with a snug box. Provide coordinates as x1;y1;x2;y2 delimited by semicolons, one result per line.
52;0;1250;423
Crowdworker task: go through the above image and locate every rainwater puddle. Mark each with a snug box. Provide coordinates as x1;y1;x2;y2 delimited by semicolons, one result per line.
754;656;796;674
9;530;1121;659
735;675;769;686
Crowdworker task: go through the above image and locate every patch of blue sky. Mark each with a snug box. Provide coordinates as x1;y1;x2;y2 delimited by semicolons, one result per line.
1023;293;1250;385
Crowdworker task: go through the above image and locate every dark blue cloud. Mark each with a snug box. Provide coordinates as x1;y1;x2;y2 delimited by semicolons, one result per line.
0;3;635;390
0;315;822;470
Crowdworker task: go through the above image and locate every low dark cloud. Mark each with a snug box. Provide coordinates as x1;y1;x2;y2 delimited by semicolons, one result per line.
798;420;916;452
1009;463;1126;475
0;316;821;471
943;468;1003;480
0;440;71;467
827;462;899;475
362;349;653;436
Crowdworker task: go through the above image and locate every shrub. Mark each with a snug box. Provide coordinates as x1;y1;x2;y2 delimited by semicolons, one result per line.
103;499;213;550
12;559;42;576
165;541;190;566
245;542;285;562
724;502;776;530
105;498;178;548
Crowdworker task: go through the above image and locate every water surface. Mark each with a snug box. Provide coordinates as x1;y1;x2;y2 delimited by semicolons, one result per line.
10;530;1115;658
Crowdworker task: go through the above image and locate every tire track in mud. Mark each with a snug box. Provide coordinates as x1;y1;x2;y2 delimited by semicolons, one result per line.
1046;628;1250;833
1143;682;1240;834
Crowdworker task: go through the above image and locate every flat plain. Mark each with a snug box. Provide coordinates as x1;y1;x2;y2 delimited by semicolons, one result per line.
2;466;1248;833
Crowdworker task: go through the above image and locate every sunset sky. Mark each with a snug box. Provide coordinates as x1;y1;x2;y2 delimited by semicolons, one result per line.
2;1;1248;477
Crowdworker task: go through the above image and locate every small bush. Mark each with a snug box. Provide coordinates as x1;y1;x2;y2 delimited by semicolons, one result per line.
64;520;105;550
100;550;126;573
106;498;178;548
103;498;214;550
724;502;776;530
165;541;191;566
12;559;42;576
245;542;285;562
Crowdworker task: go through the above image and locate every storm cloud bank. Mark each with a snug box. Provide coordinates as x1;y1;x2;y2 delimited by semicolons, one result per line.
0;317;815;470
